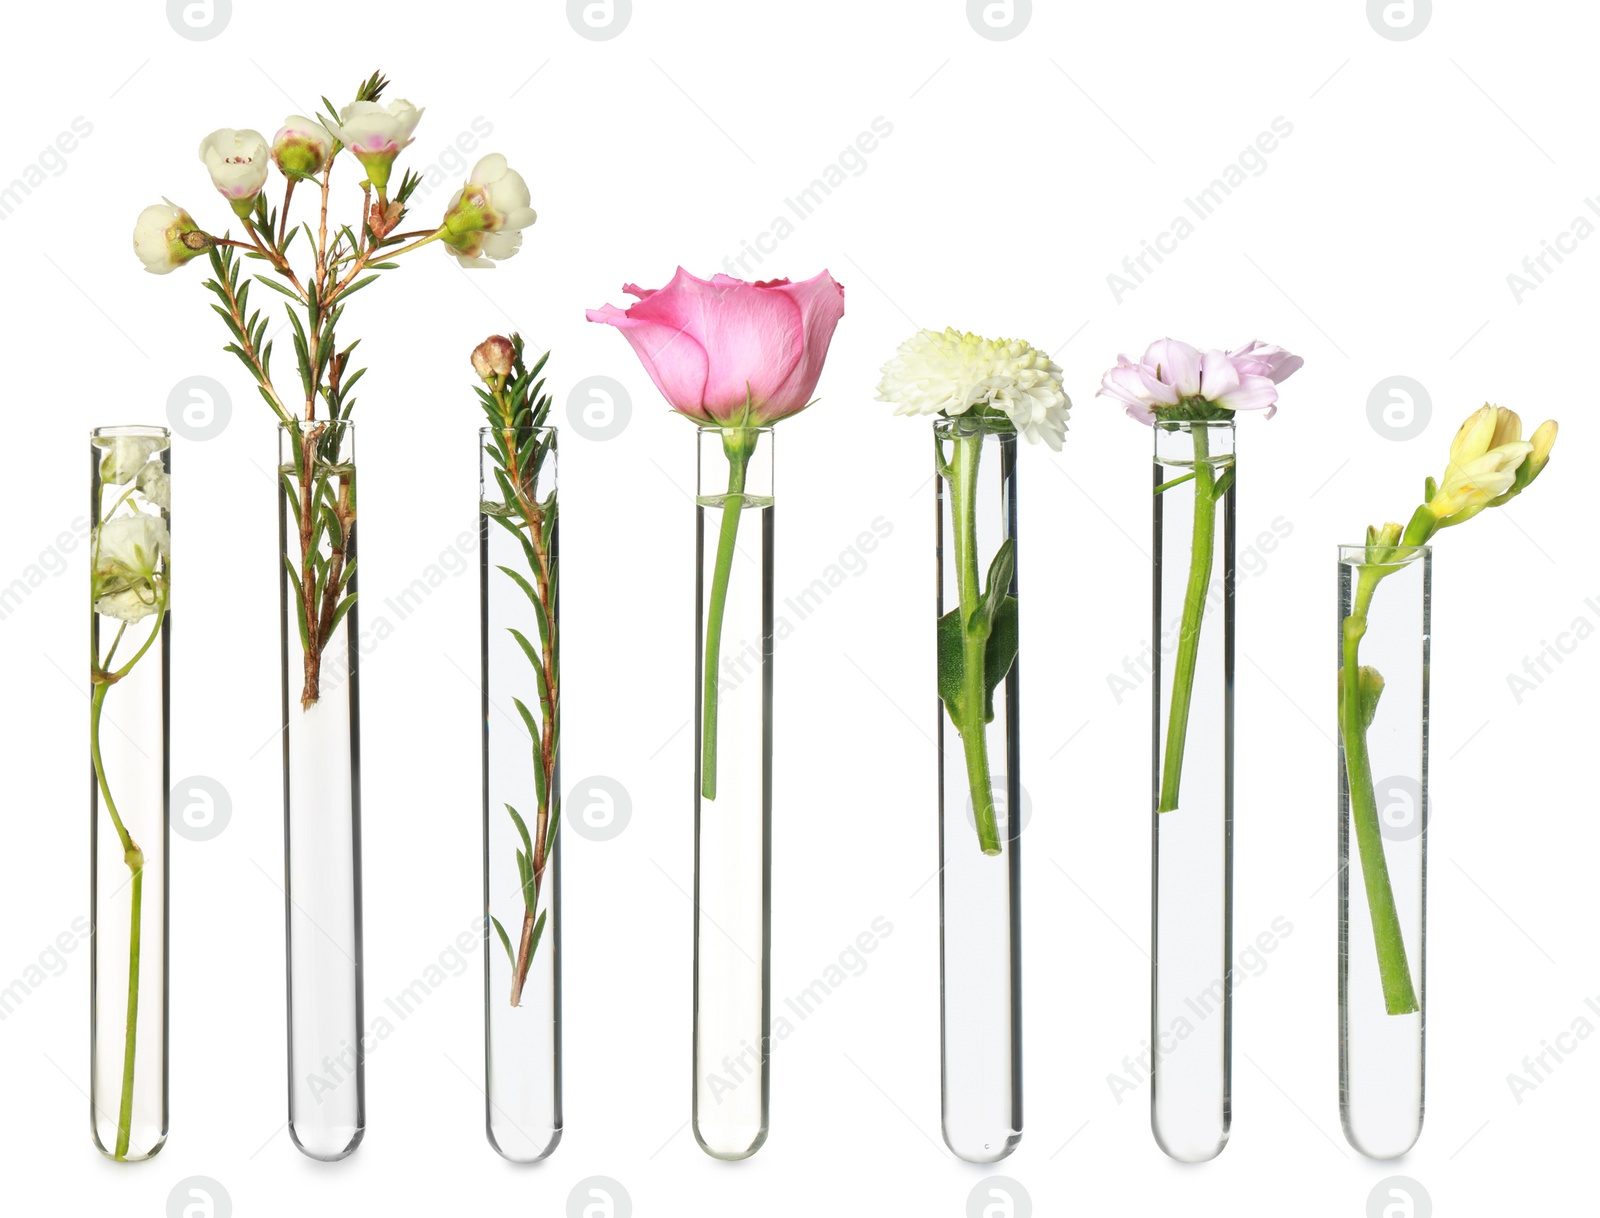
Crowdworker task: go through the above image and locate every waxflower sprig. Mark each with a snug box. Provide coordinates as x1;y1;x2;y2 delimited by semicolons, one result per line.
472;335;560;1005
1342;405;1556;1016
89;432;171;1161
1098;339;1301;814
588;268;845;799
878;328;1070;854
133;69;538;706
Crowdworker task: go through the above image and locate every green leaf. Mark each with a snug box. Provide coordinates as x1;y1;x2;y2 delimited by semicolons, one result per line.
505;803;533;862
516;847;532;895
283;558;310;653
508;630;547;688
528;909;547;957
1153;471;1198;494
1211;467;1236;501
936;593;1019;727
544;798;561;858
496;564;539;607
491;511;537;569
327;591;358;638
511;696;541;745
255;275;303;303
489;915;515;970
968;538;1014;641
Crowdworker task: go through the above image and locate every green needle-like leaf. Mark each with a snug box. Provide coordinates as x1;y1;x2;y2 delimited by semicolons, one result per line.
489;915;515;970
505;803;533;864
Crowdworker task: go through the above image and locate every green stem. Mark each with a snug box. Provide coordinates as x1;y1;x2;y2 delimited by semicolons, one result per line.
1339;568;1420;1015
949;431;1002;856
700;429;753;801
90;682;144;1160
1157;425;1217;813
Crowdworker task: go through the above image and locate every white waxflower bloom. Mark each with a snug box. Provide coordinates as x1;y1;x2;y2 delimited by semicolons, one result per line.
330;98;424;192
93;515;170;622
198;128;271;214
446;227;524;269
876;327;1071;450
136;458;171;510
97;435;169;485
133;199;205;275
442;154;537;268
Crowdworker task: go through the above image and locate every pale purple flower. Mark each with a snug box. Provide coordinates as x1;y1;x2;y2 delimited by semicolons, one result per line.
1097;338;1300;425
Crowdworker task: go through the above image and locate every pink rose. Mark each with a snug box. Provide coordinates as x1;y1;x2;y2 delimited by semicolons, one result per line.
586;267;845;425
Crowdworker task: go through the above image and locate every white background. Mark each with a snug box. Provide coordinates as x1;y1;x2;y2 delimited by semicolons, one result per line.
0;0;1592;1213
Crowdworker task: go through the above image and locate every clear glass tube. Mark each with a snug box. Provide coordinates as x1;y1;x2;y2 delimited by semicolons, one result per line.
935;416;1022;1164
1150;419;1235;1163
278;420;364;1161
692;425;773;1161
89;425;170;1162
1337;543;1429;1159
480;425;562;1161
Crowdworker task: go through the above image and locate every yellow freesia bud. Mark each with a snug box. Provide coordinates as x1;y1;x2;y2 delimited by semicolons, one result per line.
1528;419;1557;478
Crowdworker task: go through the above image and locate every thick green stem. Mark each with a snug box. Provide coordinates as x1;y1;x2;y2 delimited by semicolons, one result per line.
948;432;1002;856
1157;426;1217;813
700;430;753;801
90;683;144;1160
1339;568;1420;1015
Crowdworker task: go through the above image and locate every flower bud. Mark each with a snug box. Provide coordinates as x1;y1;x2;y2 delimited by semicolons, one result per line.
1338;664;1386;732
472;335;515;382
272;115;333;180
133;199;208;275
1527;419;1558;479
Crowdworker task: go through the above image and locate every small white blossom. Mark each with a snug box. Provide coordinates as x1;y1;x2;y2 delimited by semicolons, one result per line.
93;515;170;622
96;434;169;485
136;458;171;510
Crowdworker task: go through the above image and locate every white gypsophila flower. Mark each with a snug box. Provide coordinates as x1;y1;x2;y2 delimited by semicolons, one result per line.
136;458;171;510
93;515;169;622
876;327;1071;450
96;434;169;485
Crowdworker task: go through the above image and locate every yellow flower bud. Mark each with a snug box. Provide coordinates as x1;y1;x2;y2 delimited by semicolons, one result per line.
1528;419;1557;478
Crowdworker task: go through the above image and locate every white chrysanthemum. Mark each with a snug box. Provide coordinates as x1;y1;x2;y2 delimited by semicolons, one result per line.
876;327;1070;450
